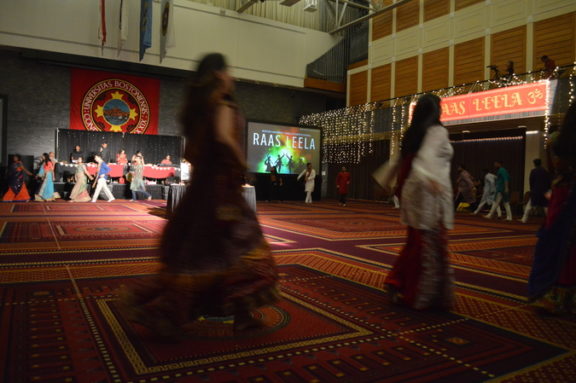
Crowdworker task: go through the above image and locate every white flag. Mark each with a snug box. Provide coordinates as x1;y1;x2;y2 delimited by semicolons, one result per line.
160;0;175;63
98;0;107;55
117;0;129;56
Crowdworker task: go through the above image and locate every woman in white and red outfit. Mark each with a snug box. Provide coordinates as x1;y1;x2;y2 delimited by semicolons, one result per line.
384;94;454;310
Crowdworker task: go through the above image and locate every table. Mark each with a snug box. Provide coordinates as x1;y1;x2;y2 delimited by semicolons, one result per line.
59;163;176;179
167;184;187;213
143;166;176;179
242;185;257;212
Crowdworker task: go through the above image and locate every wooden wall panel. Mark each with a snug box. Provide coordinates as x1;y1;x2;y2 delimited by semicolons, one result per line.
533;12;576;68
394;56;419;97
372;0;393;41
349;71;368;106
424;0;450;22
396;0;420;32
455;0;483;11
371;64;391;101
454;37;485;85
422;47;449;92
491;25;526;75
348;60;368;70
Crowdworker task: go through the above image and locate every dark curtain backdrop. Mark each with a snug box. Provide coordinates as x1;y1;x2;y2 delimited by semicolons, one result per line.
450;137;525;199
326;140;391;201
323;137;525;202
56;129;183;164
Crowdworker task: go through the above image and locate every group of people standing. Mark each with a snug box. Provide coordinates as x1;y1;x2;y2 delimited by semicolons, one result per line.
456;158;551;224
266;164;350;206
2;150;153;203
461;160;514;221
3;152;60;202
69;152;152;203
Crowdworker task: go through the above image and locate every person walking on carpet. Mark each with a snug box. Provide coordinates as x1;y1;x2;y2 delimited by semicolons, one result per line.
68;157;93;202
528;103;576;315
454;164;475;212
36;153;58;201
121;53;280;339
374;94;454;310
485;160;512;221
129;155;152;201
3;154;33;202
473;169;499;216
521;158;551;223
91;154;115;202
336;166;351;206
297;163;316;203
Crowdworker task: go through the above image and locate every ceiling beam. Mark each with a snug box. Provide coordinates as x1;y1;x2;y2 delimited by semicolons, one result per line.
327;0;372;11
237;0;257;13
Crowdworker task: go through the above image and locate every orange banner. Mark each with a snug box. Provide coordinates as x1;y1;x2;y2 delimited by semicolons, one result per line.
438;81;549;125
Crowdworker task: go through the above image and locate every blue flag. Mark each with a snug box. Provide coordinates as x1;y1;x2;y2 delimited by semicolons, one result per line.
139;0;152;61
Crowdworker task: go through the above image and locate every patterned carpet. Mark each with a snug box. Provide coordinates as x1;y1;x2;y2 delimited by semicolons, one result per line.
0;200;575;383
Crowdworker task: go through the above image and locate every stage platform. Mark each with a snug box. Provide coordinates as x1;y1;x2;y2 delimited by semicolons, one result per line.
53;182;168;200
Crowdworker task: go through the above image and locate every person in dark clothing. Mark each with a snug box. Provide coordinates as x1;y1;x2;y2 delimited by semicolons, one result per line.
268;166;283;202
70;145;84;163
521;158;552;223
540;55;556;78
98;142;110;163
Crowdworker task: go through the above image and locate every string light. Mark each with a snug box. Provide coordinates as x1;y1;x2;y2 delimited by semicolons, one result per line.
451;136;523;143
544;78;551;144
569;61;576;106
299;102;378;164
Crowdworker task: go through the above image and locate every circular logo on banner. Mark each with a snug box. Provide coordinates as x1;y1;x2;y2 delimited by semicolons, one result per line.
81;79;150;134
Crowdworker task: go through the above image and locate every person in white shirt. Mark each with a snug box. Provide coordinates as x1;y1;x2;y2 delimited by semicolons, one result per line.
180;159;192;184
297;163;316;203
473;169;500;216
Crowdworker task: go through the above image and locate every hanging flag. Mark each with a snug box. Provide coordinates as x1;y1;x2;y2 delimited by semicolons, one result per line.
117;0;129;56
70;68;160;135
160;0;175;63
98;0;107;55
139;0;152;61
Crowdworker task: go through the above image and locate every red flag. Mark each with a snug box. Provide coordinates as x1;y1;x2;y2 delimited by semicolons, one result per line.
70;68;160;135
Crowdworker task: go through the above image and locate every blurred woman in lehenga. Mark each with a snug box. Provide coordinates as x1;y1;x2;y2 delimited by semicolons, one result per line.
3;154;33;202
36;153;57;201
121;53;280;338
377;94;454;310
529;103;576;315
69;157;93;202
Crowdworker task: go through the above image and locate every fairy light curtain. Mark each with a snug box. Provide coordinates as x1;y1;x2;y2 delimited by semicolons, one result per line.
299;103;382;165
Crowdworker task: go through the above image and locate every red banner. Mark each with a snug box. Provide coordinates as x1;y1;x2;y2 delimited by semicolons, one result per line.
439;81;549;125
70;68;160;134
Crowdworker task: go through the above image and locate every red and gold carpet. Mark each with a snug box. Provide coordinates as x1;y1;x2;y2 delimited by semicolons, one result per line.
0;200;574;383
